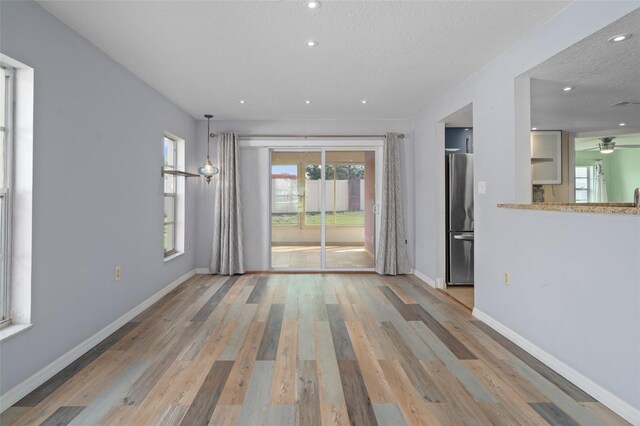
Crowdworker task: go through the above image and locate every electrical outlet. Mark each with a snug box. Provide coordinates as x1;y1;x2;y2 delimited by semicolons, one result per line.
115;266;121;282
503;271;510;286
478;181;487;194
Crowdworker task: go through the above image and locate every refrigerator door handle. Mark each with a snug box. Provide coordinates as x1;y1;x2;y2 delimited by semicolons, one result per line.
453;233;474;241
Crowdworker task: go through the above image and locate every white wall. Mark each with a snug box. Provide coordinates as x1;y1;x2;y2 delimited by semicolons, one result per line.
0;1;198;393
413;0;640;418
195;120;414;271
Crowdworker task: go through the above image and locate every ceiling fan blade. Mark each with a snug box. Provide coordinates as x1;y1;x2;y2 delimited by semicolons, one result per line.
578;147;600;152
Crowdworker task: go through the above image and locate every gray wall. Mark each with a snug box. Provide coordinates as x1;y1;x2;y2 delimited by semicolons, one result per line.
194;120;415;271
413;1;640;412
0;1;199;392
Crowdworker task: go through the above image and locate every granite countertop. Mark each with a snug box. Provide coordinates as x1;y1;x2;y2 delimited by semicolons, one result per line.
497;202;640;215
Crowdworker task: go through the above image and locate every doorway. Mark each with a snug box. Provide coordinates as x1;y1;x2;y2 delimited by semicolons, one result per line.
270;148;380;271
441;103;475;310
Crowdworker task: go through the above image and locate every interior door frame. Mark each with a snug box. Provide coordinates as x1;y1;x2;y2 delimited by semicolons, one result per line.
268;143;383;272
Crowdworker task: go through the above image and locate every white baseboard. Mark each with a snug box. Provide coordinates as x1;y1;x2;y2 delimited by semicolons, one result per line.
411;269;437;288
472;308;640;426
195;268;212;274
0;269;196;413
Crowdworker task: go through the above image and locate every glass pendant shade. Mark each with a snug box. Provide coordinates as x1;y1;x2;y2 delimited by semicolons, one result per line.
198;158;219;183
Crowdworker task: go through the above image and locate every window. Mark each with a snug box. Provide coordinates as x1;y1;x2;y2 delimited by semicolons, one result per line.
163;135;178;256
575;166;591;203
0;65;14;328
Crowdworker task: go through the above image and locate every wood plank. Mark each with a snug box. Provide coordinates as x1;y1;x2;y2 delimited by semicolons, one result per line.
179;360;234;426
296;361;321;426
218;320;268;405
408;305;476;360
529;402;580;426
208;405;242;426
122;321;202;405
463;359;548;424
99;405;138;426
440;320;551;403
344;321;393;403
270;320;298;404
409;321;496;404
246;276;269;304
420;360;495;425
472;321;596;402
236;361;275;426
506;358;605;425
256;303;285;361
297;306;315;361
219;304;258;361
326;304;356;361
39;406;84;426
378;359;441;426
580;402;630;425
378;287;419;320
379;321;445;402
320;403;349;426
314;321;346;405
69;360;150;425
191;276;239;322
372;403;406;426
15;321;140;407
153;405;188;426
337;360;378;426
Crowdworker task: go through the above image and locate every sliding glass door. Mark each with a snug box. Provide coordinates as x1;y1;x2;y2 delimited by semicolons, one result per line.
271;151;322;269
324;151;376;269
270;148;379;270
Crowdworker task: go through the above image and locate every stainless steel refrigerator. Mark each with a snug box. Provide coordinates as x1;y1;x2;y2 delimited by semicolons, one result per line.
446;154;474;285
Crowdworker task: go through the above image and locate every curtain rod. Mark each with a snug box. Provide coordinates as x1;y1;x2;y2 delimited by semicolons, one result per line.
209;133;404;139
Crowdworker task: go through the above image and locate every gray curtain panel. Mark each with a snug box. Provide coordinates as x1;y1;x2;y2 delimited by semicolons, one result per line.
375;133;410;275
210;132;245;275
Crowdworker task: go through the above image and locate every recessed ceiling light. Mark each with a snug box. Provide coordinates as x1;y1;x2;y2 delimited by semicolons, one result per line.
306;40;318;47
361;100;367;104
562;86;573;92
305;100;311;104
307;0;320;9
531;127;538;130
239;100;245;104
609;33;631;43
619;122;627;126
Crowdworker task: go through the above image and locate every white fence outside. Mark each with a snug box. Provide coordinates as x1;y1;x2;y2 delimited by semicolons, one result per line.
272;179;365;214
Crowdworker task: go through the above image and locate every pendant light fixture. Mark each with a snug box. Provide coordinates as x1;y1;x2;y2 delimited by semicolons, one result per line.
198;114;219;183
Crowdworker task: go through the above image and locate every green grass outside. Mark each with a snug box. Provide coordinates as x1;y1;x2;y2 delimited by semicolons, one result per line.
272;211;364;226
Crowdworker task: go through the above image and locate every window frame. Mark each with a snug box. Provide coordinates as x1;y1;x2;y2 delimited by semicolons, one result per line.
0;65;15;329
575;165;591;204
163;135;178;257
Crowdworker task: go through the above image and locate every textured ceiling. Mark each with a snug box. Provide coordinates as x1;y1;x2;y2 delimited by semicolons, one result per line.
527;8;640;134
37;0;569;120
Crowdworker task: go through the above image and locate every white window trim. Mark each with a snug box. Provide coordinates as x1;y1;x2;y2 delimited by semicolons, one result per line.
0;65;14;330
163;132;185;261
0;53;34;341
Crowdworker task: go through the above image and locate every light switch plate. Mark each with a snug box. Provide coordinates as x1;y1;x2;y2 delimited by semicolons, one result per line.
478;181;487;194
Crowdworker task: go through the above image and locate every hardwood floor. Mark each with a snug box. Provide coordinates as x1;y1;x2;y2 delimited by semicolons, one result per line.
3;274;628;425
443;286;474;310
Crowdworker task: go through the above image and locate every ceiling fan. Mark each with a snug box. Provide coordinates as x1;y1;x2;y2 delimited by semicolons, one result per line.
579;137;640;154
